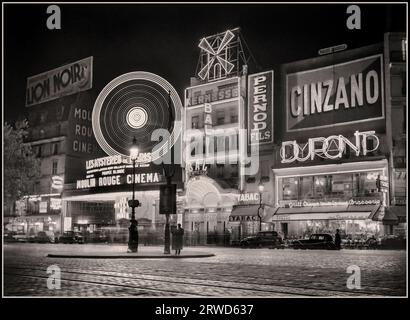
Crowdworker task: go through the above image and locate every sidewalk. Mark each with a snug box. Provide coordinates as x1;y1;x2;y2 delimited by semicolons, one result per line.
46;244;215;259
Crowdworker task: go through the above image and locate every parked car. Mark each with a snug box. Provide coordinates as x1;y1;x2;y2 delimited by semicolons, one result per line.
57;231;84;244
291;233;337;250
87;231;109;243
12;233;29;242
35;231;55;243
240;231;283;248
4;231;18;242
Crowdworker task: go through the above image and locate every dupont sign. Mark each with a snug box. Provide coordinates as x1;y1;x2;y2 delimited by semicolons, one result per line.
286;54;384;132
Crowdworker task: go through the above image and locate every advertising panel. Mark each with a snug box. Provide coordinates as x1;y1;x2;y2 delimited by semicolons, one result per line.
26;57;93;107
248;70;274;145
286;54;384;132
185;77;240;108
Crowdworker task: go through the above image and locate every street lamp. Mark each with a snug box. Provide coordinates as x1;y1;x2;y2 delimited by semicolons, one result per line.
258;183;264;232
128;136;139;252
162;91;175;255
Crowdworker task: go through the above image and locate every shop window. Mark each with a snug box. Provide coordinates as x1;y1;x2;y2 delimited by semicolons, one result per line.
299;176;314;200
282;177;299;200
313;176;327;198
359;171;382;196
329;173;353;199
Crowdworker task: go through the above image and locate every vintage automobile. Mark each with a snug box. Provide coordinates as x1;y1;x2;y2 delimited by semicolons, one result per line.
291;233;337;250
86;231;109;243
35;231;55;243
57;231;84;244
240;231;283;248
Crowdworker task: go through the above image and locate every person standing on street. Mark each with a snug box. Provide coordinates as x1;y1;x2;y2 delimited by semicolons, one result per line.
128;220;139;253
175;223;184;255
335;229;341;250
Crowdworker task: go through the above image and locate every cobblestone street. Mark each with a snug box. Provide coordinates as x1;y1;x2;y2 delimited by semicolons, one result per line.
3;243;406;297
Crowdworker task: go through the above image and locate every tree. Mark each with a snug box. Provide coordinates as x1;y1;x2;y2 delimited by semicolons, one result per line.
3;120;41;216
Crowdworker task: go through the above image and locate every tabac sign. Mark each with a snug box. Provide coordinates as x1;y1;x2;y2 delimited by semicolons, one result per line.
248;70;274;145
26;57;93;107
286;54;384;132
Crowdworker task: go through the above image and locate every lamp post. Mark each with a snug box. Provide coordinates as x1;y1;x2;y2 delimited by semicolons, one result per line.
258;183;264;232
128;136;139;252
162;91;175;255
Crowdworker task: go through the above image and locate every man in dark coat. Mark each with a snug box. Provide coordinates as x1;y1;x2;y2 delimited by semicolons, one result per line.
335;229;341;250
172;224;184;255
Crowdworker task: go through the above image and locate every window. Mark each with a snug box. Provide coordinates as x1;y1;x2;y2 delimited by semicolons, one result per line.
282;177;299;200
191;115;199;129
216;111;225;125
217;164;224;178
52;160;58;175
231;164;238;178
299;176;314;200
52;143;58;155
37;145;42;158
230;111;238;123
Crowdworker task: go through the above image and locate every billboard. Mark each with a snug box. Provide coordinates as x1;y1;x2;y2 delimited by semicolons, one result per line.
248;70;274;145
26;56;93;107
285;54;384;132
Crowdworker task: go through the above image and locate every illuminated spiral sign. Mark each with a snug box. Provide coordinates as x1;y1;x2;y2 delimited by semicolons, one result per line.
92;72;182;160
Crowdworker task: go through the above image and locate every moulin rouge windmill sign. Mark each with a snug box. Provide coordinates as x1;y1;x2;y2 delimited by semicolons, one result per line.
197;29;244;82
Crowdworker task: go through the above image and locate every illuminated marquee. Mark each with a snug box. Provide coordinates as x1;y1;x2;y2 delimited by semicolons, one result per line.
76;155;164;190
280;130;380;163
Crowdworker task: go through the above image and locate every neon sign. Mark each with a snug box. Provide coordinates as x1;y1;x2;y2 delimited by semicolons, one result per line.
280;130;379;163
198;30;235;81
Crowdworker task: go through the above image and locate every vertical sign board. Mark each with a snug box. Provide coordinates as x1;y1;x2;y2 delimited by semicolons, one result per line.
248;71;274;145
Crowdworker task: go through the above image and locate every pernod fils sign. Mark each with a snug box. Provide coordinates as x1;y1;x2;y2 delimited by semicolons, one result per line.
248;71;274;145
286;55;384;132
280;130;379;163
26;57;93;107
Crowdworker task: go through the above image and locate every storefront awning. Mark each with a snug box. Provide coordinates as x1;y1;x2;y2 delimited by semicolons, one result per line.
229;205;262;222
372;206;405;225
273;205;380;221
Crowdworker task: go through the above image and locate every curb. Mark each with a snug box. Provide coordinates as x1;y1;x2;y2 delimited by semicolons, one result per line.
47;253;215;259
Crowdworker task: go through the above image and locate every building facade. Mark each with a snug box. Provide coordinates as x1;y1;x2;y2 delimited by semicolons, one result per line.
271;34;407;240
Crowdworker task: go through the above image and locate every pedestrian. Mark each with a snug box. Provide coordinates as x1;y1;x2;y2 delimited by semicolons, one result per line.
173;223;184;255
127;220;138;253
335;228;341;250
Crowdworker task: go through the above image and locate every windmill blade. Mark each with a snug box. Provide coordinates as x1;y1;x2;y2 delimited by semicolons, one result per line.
216;55;235;73
198;38;216;55
198;57;215;80
216;30;235;54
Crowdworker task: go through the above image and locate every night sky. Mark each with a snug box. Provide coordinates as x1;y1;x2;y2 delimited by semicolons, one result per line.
3;3;407;123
